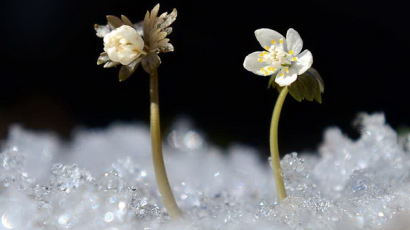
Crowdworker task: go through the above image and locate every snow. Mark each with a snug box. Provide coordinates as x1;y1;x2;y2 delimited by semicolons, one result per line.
1;113;410;229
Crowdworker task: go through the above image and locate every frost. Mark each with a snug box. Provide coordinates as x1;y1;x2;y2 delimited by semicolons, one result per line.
0;113;409;229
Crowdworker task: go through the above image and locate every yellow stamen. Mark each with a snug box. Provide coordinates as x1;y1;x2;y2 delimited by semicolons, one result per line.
259;66;279;76
284;67;289;73
259;51;268;57
257;58;264;62
279;72;285;77
264;46;270;50
279;39;284;44
291;57;298;61
271;40;276;44
288;50;294;55
267;66;276;72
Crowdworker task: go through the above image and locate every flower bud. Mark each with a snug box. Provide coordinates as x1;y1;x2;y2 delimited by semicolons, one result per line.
103;25;144;65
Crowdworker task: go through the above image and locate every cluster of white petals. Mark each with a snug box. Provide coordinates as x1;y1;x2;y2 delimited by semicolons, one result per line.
103;25;144;65
244;28;313;86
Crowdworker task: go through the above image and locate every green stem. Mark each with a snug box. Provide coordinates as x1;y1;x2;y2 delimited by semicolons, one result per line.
269;86;288;201
149;68;183;218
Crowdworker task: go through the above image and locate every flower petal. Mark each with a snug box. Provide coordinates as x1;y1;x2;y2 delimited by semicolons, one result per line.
275;68;298;86
254;29;284;49
292;50;313;75
103;25;145;65
243;52;270;76
94;24;111;38
286;28;303;55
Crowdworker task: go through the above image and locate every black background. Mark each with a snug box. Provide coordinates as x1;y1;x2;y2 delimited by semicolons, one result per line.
1;0;409;156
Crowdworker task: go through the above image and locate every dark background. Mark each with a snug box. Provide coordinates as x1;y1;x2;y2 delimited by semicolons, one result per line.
1;0;409;155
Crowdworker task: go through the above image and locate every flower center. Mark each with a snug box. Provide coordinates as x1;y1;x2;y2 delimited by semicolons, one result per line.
267;46;288;64
112;38;141;53
256;39;300;76
258;39;295;66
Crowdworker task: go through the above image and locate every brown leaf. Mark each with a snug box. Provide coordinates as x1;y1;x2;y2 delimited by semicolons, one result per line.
106;15;124;28
158;38;170;45
157;31;168;40
97;52;109;65
163;27;173;35
142;54;161;74
150;4;160;22
160;8;177;29
121;15;133;26
159;43;174;53
142;4;177;54
143;11;151;39
118;60;140;82
104;61;120;68
159;12;168;19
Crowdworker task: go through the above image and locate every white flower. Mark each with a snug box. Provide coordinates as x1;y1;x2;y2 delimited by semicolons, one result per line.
103;25;144;65
243;28;313;87
95;6;177;81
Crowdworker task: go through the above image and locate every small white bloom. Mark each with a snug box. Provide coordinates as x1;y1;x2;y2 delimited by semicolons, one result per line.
95;6;177;81
103;25;144;65
243;28;313;87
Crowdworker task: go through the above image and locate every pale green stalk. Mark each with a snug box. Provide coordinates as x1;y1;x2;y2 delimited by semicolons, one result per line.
269;86;288;201
150;68;183;218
